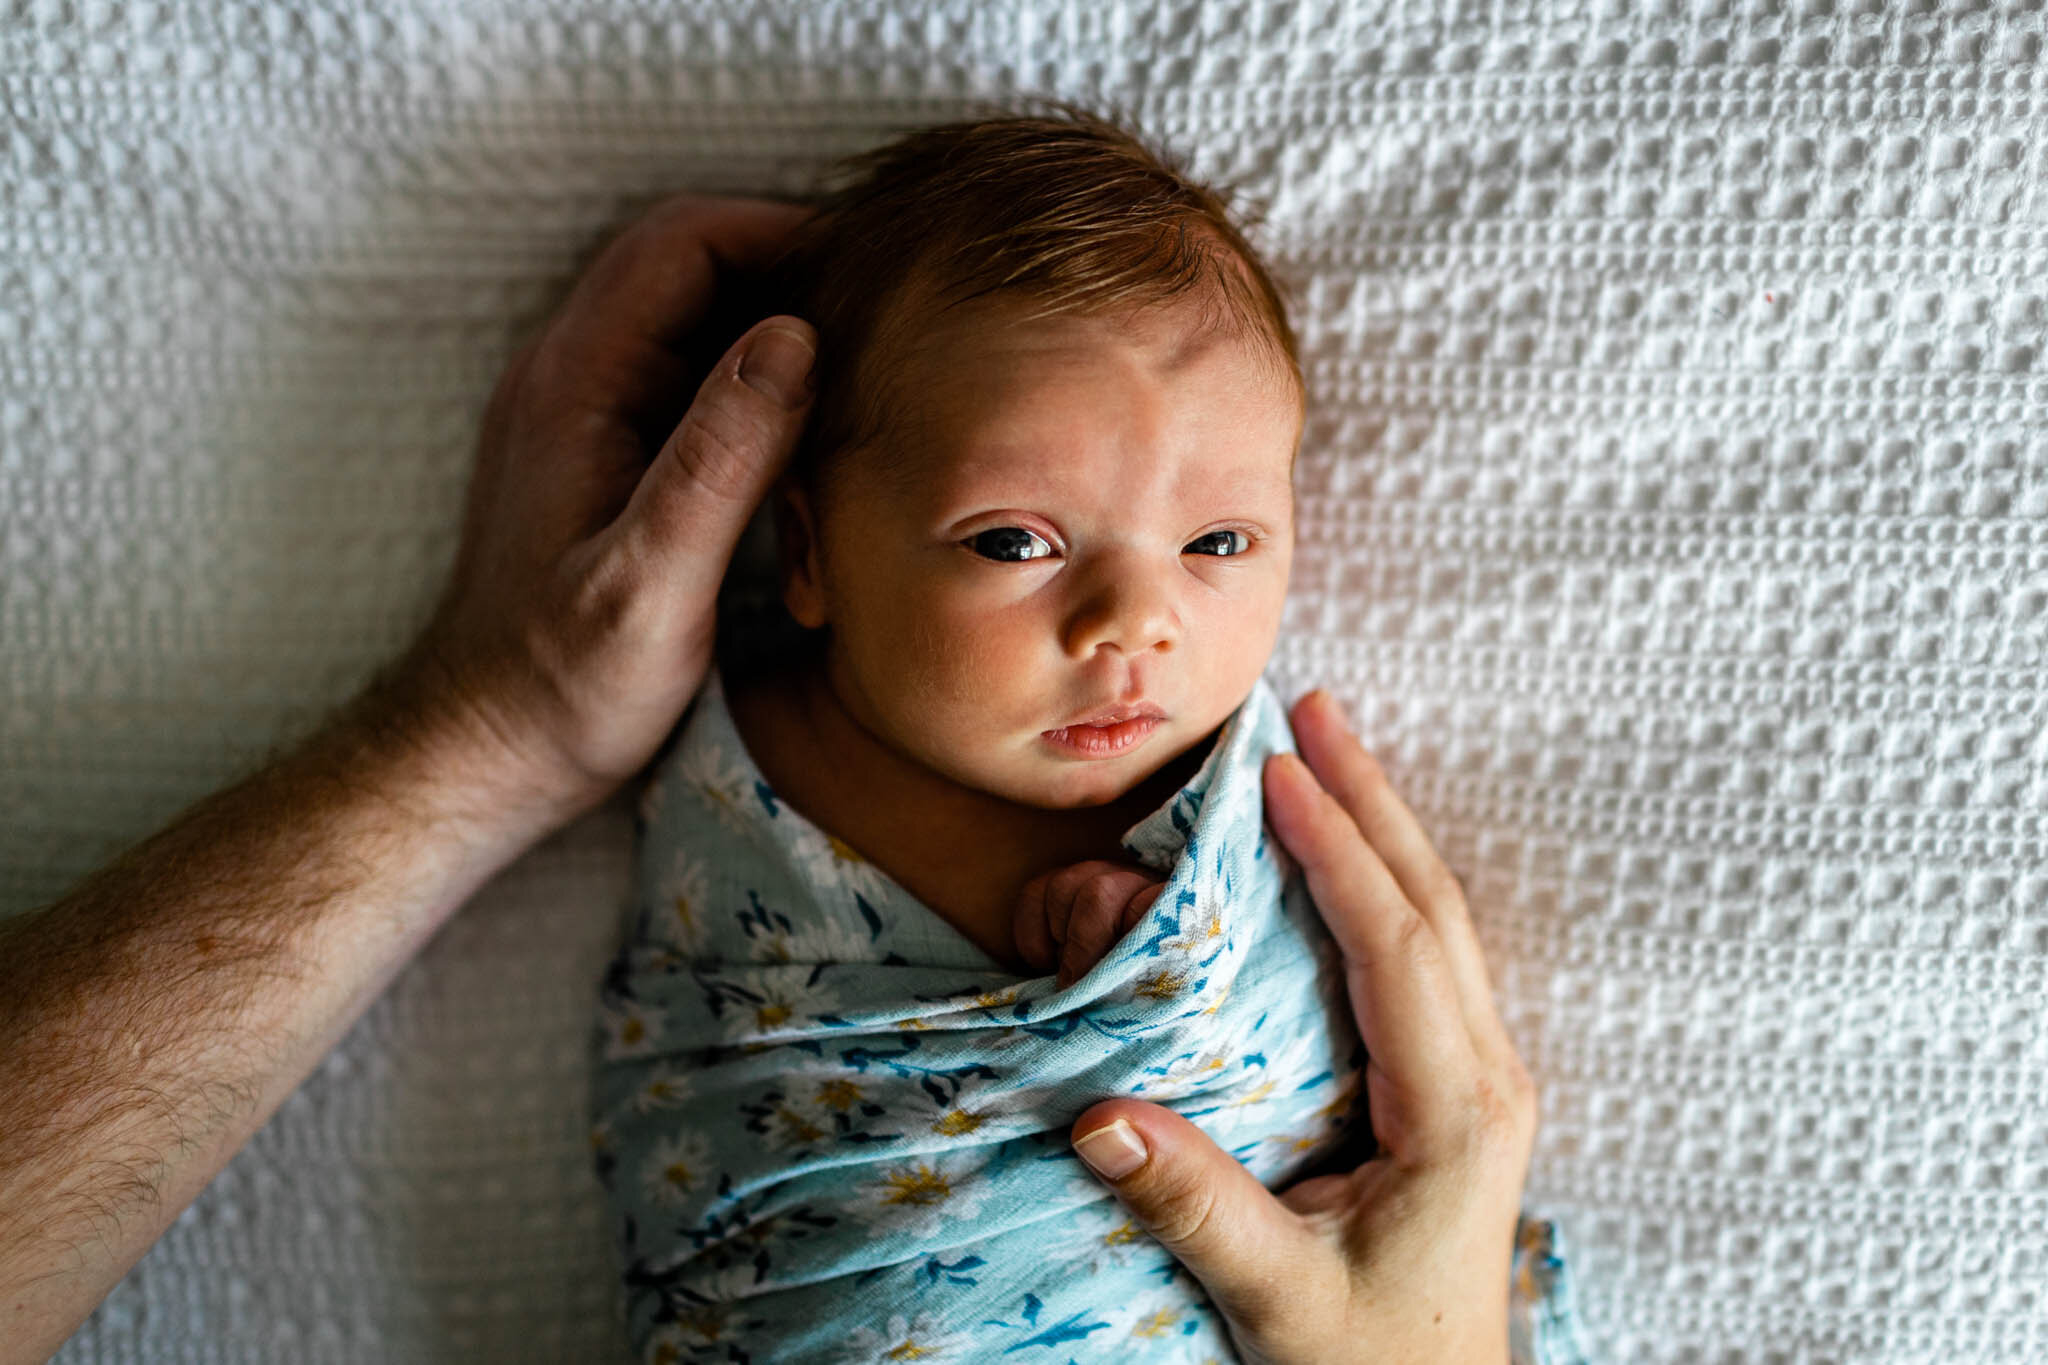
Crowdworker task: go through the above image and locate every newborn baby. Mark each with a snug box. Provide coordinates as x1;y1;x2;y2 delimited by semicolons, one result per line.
591;109;1582;1364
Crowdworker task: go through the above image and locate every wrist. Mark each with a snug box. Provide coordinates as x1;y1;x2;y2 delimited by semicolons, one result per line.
318;646;597;867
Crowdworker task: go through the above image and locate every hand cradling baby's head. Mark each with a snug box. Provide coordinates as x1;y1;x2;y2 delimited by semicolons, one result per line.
757;104;1305;812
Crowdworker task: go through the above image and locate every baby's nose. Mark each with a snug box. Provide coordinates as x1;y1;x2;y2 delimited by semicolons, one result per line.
1060;567;1180;658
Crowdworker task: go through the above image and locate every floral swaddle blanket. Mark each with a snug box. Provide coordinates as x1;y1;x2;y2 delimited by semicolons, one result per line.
590;666;1587;1363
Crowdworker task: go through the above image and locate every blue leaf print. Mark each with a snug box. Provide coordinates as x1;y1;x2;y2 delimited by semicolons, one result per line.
854;892;885;940
753;779;780;816
918;1253;986;1288
998;1310;1113;1351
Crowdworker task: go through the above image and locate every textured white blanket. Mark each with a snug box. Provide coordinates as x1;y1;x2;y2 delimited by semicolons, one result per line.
9;3;2044;1362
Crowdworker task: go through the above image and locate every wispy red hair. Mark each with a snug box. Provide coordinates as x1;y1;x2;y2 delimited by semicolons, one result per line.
763;102;1302;495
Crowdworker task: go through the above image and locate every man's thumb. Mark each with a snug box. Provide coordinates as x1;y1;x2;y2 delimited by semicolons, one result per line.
616;315;816;582
1070;1100;1315;1321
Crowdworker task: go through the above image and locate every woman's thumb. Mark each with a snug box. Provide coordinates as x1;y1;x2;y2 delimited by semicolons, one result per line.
1070;1100;1315;1323
614;316;816;591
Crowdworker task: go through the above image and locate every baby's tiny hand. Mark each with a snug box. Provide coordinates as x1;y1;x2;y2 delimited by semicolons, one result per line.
1013;861;1169;989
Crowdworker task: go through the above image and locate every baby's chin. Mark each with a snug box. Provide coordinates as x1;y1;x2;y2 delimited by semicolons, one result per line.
979;736;1211;812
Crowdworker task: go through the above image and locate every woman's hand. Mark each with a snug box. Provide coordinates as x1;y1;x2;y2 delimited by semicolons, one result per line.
1013;861;1169;989
382;194;819;837
1067;690;1536;1365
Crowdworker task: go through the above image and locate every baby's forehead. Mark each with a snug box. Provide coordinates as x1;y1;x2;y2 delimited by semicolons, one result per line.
843;337;1291;508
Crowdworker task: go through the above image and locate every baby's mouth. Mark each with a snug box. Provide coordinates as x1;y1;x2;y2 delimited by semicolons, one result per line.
1040;710;1165;759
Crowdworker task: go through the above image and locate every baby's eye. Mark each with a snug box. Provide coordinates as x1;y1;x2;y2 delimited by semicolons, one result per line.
1185;530;1250;557
964;527;1056;562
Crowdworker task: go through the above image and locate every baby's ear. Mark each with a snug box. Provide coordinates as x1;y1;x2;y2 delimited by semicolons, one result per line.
771;476;828;629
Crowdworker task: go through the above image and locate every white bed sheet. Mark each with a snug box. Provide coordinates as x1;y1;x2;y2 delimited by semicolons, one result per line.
6;2;2045;1361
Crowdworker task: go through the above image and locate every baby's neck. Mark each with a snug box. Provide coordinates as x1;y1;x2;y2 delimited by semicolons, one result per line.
723;652;1209;968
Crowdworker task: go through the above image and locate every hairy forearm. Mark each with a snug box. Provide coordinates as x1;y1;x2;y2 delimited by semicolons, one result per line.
0;658;567;1363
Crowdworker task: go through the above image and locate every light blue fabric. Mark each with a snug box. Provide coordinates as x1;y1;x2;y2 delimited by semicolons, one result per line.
591;665;1588;1363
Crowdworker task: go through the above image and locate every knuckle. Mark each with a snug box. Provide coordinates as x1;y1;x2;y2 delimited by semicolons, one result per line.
668;401;768;505
1385;905;1434;958
1465;1075;1534;1157
1425;864;1469;910
1142;1172;1222;1253
1077;880;1122;919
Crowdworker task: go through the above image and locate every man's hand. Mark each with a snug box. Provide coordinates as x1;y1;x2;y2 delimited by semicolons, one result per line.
1012;861;1169;989
390;194;819;837
1066;691;1537;1365
0;193;817;1365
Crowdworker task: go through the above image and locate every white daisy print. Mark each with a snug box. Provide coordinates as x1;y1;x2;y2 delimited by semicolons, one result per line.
1102;1293;1218;1352
832;1313;977;1364
640;1131;716;1211
743;911;878;967
709;966;834;1044
1155;889;1229;961
630;1064;695;1115
861;1064;1059;1146
1044;1203;1160;1278
787;821;894;906
652;847;712;952
845;1155;993;1240
675;737;761;837
682;1258;768;1305
1127;1037;1247;1102
598;997;668;1061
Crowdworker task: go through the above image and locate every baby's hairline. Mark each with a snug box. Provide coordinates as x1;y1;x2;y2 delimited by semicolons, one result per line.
797;281;1304;506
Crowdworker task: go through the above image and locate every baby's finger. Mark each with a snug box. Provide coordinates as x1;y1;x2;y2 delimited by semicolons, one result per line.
1056;880;1137;990
1287;691;1514;1066
1013;872;1057;971
1119;882;1168;936
1039;861;1137;948
1262;750;1480;1151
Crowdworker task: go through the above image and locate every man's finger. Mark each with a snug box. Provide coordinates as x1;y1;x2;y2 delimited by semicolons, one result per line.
609;316;816;610
1287;691;1515;1067
1069;1100;1332;1337
553;195;812;359
1262;749;1480;1147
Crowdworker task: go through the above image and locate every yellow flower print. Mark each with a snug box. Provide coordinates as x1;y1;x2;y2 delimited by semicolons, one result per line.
1130;1306;1182;1338
931;1108;985;1137
881;1165;951;1206
761;1101;828;1148
1134;969;1188;1000
641;1131;716;1211
676;739;757;837
1046;1207;1156;1276
790;822;893;905
711;966;835;1044
849;1156;991;1238
833;1314;976;1364
631;1066;694;1115
815;1078;864;1112
599;998;666;1061
654;849;711;951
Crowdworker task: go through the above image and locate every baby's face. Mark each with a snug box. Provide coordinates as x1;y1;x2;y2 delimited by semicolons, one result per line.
781;289;1300;811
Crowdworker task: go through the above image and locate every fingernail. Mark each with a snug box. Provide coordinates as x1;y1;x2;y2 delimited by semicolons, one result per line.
1073;1119;1148;1181
738;325;816;409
